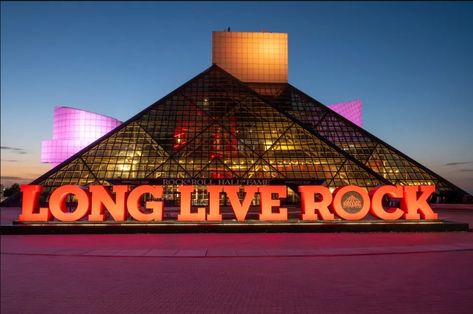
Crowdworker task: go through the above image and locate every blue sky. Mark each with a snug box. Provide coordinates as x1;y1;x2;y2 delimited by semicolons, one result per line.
1;1;473;193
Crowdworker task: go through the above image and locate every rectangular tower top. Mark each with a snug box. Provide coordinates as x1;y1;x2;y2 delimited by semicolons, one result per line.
212;31;288;83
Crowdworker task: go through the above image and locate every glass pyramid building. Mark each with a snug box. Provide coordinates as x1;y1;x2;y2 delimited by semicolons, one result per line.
25;31;469;203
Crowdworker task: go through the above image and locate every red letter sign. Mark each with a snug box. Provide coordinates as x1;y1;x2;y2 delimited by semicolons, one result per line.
177;185;206;221
19;185;51;222
332;186;370;221
127;185;164;221
401;186;438;219
206;186;223;221
89;185;128;222
49;185;90;222
369;186;404;220
299;186;335;221
225;186;258;221
259;186;288;221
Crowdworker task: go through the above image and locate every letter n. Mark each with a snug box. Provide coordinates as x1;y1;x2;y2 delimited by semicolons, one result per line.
89;185;128;221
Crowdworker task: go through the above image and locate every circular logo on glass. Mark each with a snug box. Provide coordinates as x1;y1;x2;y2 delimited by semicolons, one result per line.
341;191;364;213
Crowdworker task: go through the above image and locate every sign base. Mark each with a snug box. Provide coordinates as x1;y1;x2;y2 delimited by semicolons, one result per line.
3;220;469;234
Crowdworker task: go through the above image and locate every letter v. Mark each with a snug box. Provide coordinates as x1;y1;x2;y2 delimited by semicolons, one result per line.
224;186;257;221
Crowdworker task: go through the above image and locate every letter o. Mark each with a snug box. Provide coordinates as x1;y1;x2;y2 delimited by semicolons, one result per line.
49;185;90;222
332;186;370;221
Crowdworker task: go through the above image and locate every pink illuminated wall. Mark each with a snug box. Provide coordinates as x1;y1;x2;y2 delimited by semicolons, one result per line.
328;99;363;127
41;107;122;166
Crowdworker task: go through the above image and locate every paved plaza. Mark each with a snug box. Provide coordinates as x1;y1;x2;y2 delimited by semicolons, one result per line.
1;207;473;313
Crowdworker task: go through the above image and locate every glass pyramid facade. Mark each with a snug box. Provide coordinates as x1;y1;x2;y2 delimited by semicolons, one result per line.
30;65;468;203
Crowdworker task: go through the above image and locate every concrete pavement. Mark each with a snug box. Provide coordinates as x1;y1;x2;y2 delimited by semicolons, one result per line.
1;207;473;313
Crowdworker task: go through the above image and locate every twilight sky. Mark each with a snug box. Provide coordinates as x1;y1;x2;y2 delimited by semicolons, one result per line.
1;1;472;193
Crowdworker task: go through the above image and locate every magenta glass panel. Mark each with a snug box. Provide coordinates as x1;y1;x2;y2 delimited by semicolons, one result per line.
328;99;362;127
41;107;122;166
